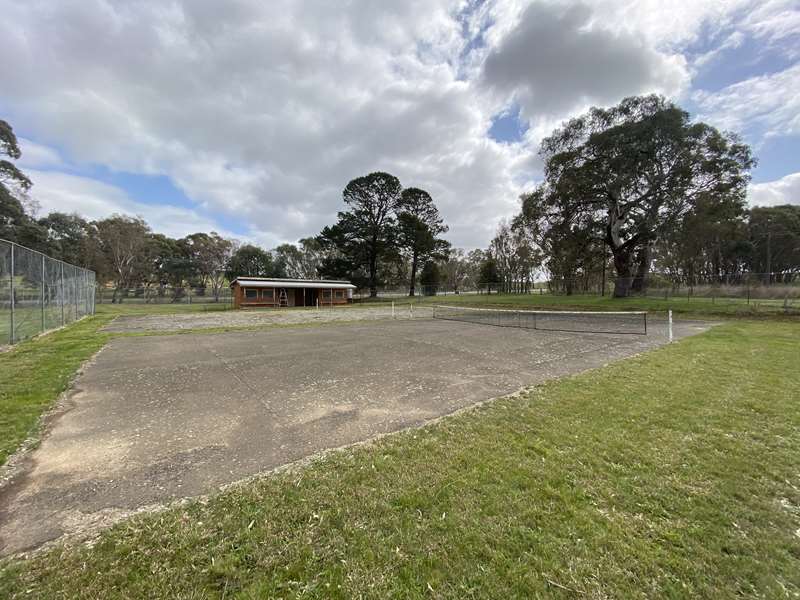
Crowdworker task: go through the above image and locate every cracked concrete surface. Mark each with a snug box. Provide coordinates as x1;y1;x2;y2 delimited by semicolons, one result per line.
0;316;710;555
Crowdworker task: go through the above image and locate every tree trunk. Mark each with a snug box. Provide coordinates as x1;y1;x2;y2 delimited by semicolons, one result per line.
606;195;638;298
612;250;634;297
368;247;378;298
631;245;651;293
408;252;418;297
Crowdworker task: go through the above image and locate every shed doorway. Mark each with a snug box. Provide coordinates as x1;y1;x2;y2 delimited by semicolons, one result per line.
304;288;316;307
294;288;317;307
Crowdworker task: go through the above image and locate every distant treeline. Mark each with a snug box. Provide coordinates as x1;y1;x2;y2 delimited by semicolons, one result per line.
3;119;477;300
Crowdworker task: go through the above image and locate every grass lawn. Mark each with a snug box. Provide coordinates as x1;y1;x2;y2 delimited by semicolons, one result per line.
410;290;798;318
1;318;798;598
95;301;233;316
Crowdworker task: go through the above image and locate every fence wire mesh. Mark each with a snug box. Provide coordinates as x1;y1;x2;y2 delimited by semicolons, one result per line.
1;239;96;346
433;304;648;335
95;286;233;306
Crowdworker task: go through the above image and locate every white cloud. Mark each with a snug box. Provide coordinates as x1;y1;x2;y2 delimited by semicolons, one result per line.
741;0;800;49
692;31;745;69
693;63;800;138
1;0;795;249
16;138;66;170
27;169;246;242
2;0;525;248
749;172;800;207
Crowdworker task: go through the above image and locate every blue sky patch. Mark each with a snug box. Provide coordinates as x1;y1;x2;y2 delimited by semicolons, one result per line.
489;104;529;144
691;34;797;93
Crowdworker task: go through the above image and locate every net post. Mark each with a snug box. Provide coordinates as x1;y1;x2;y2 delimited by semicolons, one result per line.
9;242;14;345
60;262;65;326
41;253;46;332
668;310;673;343
644;312;647;335
392;301;395;319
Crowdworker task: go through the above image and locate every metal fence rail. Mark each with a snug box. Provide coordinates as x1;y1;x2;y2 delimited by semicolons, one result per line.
0;239;96;346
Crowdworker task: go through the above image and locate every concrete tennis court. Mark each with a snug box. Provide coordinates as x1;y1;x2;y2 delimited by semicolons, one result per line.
0;314;709;555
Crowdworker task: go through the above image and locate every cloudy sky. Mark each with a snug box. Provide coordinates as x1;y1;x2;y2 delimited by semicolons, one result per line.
1;0;798;249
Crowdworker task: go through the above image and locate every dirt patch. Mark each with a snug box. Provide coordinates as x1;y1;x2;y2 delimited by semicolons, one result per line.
103;305;431;333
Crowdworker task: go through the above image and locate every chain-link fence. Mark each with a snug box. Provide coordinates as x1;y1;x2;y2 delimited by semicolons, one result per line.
350;274;799;313
0;239;96;346
543;272;799;308
95;286;233;306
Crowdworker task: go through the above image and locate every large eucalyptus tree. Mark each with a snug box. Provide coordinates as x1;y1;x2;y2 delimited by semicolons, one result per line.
538;95;754;297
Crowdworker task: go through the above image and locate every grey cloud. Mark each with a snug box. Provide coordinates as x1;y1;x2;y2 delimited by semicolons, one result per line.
481;1;687;119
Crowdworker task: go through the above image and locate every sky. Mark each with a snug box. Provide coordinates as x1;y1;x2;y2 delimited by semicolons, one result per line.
1;0;798;250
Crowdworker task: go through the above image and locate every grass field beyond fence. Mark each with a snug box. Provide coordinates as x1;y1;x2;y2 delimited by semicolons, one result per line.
400;290;798;317
1;315;798;598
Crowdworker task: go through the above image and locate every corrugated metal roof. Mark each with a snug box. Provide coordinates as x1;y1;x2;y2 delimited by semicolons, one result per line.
231;277;356;289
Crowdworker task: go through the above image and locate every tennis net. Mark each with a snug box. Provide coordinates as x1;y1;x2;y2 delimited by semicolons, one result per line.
432;305;648;335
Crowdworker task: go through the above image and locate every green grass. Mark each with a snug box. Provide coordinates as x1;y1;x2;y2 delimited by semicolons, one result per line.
0;314;114;466
95;301;233;316
1;319;798;598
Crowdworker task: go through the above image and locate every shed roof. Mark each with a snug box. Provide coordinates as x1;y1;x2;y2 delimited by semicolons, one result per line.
231;277;356;290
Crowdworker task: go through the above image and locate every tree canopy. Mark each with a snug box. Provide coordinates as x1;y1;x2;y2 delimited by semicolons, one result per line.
1;119;41;248
396;187;450;296
318;172;451;296
225;244;286;281
532;95;755;296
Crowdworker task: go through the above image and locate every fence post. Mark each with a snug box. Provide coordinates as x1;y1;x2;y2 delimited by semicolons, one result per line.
8;243;14;344
60;262;65;326
41;253;46;332
668;310;673;343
